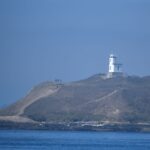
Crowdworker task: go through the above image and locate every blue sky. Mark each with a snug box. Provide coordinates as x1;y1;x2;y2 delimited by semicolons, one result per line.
0;0;150;107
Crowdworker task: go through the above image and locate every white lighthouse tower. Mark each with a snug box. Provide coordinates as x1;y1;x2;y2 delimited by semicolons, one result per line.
107;54;123;78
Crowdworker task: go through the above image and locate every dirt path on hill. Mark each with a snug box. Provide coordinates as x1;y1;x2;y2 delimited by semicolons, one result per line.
17;88;59;116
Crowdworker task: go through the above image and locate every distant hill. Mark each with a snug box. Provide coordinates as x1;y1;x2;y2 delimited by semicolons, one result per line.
1;74;150;131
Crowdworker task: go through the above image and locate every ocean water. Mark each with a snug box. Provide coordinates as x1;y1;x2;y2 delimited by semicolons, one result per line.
0;130;150;150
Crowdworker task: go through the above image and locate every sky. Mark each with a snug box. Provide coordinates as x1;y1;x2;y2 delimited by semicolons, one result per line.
0;0;150;107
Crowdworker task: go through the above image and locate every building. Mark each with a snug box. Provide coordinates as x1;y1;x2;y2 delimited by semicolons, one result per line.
107;54;123;78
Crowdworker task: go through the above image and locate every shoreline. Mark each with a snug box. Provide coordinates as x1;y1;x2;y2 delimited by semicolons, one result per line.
0;120;150;132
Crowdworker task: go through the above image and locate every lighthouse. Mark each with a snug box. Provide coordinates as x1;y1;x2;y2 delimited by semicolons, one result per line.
107;54;123;78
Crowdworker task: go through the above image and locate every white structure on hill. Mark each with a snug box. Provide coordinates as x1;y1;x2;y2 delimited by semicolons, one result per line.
107;54;123;78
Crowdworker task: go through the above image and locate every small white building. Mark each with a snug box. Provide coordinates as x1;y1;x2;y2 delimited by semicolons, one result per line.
107;54;123;78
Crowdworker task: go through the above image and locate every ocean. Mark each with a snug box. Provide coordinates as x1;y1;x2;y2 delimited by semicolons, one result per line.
0;130;150;150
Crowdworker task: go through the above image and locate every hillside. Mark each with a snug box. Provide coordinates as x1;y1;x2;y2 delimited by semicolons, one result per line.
1;74;150;131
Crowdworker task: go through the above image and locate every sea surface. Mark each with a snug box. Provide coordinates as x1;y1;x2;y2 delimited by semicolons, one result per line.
0;130;150;150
